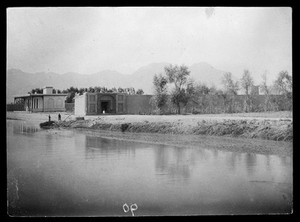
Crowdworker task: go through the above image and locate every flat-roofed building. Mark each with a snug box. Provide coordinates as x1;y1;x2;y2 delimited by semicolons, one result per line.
74;92;152;116
13;86;67;112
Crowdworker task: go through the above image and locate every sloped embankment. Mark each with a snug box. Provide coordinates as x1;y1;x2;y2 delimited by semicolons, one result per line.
57;118;293;142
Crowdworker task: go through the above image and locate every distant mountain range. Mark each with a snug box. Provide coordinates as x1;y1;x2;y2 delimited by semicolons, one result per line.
6;62;229;103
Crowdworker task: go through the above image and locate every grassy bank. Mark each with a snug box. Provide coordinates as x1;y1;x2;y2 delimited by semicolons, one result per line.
57;116;292;142
7;111;293;142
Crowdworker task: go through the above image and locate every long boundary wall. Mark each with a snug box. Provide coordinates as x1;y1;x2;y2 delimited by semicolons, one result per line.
125;95;152;114
74;93;290;116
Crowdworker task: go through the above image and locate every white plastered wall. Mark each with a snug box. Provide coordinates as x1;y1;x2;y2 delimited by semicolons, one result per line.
75;93;87;116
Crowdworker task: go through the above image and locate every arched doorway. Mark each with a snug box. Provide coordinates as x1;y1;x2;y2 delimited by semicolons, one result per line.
97;95;116;114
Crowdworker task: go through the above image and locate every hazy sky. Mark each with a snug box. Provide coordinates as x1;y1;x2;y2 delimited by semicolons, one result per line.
7;7;292;83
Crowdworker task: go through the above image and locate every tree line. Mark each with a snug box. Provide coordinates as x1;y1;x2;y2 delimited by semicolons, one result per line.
151;64;292;114
28;86;144;103
27;65;292;114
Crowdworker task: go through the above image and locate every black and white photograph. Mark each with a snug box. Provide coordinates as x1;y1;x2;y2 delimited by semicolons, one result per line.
6;7;292;216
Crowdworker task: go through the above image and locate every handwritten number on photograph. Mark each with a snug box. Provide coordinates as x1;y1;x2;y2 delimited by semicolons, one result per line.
123;203;138;216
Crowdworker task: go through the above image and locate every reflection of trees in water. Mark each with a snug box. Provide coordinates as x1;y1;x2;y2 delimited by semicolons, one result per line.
45;133;53;154
279;156;290;167
154;145;169;172
226;152;242;172
265;155;272;174
12;122;39;135
165;164;191;181
174;147;184;164
195;148;211;162
85;136;136;159
154;146;202;182
212;149;218;159
245;153;257;176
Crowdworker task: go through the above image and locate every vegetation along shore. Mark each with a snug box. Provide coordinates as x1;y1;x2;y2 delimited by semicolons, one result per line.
7;111;293;142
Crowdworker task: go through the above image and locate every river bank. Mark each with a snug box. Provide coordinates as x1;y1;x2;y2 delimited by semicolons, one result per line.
6;111;292;156
7;111;293;141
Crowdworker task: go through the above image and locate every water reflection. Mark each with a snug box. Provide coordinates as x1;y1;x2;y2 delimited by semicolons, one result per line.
226;152;242;172
154;145;195;182
280;156;290;166
85;136;136;159
7;119;293;216
265;155;272;174
245;153;257;176
212;149;218;159
44;134;53;154
154;145;168;172
12;121;39;135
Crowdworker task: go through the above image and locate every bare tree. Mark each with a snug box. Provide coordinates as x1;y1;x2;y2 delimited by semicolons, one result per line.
240;70;254;112
191;82;210;113
241;70;254;95
273;70;292;111
274;71;292;95
151;73;168;113
222;72;239;95
164;64;191;114
222;72;239;113
260;72;272;111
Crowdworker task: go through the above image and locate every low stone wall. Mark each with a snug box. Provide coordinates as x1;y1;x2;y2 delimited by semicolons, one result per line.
185;94;289;114
6;104;25;111
126;95;152;114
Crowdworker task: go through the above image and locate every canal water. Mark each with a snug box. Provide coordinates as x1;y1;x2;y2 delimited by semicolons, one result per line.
7;119;292;216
